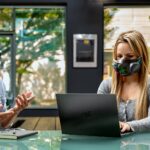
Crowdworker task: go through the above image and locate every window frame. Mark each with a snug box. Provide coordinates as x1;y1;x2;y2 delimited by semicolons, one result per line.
0;0;67;117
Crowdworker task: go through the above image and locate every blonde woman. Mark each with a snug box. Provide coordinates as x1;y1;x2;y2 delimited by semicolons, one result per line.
97;30;150;133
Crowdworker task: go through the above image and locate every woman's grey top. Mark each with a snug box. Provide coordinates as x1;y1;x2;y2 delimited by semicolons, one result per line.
97;78;150;132
0;80;7;112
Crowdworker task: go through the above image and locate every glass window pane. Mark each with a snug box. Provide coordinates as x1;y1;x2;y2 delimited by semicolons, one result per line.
0;36;12;106
0;37;11;90
15;8;66;106
0;8;13;31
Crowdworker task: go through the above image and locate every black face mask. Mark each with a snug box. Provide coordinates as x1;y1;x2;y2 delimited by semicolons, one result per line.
112;57;142;76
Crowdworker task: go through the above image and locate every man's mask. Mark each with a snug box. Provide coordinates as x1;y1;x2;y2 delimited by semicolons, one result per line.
112;57;142;76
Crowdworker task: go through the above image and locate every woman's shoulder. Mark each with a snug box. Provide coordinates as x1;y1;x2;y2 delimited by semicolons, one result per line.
101;77;112;86
97;77;112;94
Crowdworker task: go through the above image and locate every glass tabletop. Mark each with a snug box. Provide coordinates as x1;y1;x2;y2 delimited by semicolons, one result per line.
0;131;149;150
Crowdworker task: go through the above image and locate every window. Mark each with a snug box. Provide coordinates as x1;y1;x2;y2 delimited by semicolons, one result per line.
0;36;12;97
0;7;66;106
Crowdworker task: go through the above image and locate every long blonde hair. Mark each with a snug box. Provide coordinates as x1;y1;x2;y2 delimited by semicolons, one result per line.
111;30;149;120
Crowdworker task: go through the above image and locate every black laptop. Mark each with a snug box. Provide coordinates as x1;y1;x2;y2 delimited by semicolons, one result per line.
56;93;121;137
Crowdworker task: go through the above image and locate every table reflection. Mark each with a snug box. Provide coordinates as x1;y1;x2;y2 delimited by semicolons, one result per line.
0;131;149;150
121;132;150;150
0;131;62;150
60;134;121;150
60;132;150;150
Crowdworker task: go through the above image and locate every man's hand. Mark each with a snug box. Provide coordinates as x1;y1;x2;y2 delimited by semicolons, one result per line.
0;110;14;123
0;92;34;128
24;91;35;102
13;91;35;113
120;122;131;133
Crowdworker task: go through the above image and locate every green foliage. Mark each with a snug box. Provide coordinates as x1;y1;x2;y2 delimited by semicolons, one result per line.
0;37;10;55
0;8;66;103
104;8;118;41
0;8;13;31
16;8;65;60
15;8;66;94
0;8;12;22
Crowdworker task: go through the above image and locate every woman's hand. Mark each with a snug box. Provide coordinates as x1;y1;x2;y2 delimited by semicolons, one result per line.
120;121;131;133
13;91;35;113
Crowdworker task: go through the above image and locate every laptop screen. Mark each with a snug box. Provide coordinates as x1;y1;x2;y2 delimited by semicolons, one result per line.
56;93;121;137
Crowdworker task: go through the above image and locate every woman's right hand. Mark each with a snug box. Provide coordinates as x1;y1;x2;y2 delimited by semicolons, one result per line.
120;121;131;133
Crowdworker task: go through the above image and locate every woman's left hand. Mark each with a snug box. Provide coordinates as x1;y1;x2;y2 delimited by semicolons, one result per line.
120;122;131;133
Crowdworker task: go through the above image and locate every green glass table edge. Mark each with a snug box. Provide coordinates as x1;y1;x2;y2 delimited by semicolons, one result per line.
0;131;149;150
